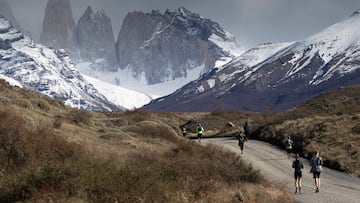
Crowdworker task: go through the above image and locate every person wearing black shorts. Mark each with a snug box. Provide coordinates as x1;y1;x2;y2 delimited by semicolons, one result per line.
292;154;304;194
310;151;323;193
196;123;204;143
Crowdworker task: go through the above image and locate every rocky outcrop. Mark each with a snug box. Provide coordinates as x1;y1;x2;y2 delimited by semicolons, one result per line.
0;0;23;32
77;6;118;71
116;8;234;85
39;0;77;56
39;3;240;85
0;17;122;111
145;9;360;112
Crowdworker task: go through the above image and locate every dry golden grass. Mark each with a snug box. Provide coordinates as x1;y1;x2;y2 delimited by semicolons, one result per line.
0;79;289;203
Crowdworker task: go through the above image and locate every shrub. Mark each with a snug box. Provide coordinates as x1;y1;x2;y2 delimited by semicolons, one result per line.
69;109;92;125
31;99;50;112
123;109;151;123
125;121;179;143
13;98;33;110
0;110;29;170
351;123;360;134
53;115;62;129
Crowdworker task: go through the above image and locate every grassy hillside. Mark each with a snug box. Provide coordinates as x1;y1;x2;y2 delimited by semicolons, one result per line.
0;79;290;203
251;85;360;175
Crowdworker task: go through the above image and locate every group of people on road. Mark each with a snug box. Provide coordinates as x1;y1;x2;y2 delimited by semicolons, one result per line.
181;123;204;142
185;121;324;195
288;135;324;194
237;124;324;195
291;150;323;194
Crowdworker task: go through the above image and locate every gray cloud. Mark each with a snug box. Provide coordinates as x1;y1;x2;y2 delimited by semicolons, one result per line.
7;0;360;49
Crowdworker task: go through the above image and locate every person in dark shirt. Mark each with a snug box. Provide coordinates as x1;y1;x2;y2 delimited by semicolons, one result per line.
243;121;250;138
310;151;323;193
292;153;304;194
236;130;248;154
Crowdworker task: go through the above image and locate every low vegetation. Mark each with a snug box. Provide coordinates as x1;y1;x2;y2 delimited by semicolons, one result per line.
0;79;290;203
251;86;360;175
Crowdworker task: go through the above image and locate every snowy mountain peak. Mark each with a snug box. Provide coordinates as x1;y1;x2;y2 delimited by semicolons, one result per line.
0;16;123;111
145;9;360;112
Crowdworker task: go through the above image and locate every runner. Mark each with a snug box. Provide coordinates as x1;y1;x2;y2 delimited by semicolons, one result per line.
196;123;204;143
243;121;250;138
292;154;304;194
286;136;293;158
310;151;323;193
236;130;248;154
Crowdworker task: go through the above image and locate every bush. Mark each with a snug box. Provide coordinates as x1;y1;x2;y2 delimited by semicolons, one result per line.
125;120;179;143
31;99;50;112
69;109;92;125
0;110;29;170
123;109;151;123
13;98;33;110
53;115;63;128
0;109;82;202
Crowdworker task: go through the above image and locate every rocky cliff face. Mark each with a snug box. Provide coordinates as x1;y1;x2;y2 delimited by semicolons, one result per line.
0;0;22;32
116;7;239;85
145;9;360;112
39;0;77;56
77;6;118;71
0;17;122;111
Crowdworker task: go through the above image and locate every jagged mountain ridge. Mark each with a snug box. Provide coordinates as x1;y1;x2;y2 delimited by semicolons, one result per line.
0;17;123;111
77;6;118;71
0;0;23;33
39;2;243;89
40;0;118;71
116;7;243;85
39;0;77;55
145;9;360;112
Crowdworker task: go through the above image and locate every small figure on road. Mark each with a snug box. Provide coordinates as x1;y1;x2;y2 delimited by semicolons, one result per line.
286;136;293;159
243;121;250;139
292;153;304;194
196;123;204;143
236;130;248;154
310;151;323;193
182;127;187;137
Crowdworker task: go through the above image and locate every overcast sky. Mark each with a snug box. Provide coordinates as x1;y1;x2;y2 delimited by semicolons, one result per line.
6;0;360;49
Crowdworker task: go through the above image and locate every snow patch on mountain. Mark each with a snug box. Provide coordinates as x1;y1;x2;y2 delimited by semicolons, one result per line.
81;74;152;109
76;61;205;98
0;17;124;111
225;42;294;83
0;74;22;87
209;31;246;68
281;11;360;85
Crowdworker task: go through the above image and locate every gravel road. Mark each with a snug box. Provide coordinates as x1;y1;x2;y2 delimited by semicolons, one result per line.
200;137;360;203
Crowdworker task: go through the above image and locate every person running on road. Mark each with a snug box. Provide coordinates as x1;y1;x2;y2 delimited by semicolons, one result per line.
196;123;204;143
243;121;250;139
182;127;187;137
310;150;323;193
292;153;304;194
286;136;293;158
236;130;248;154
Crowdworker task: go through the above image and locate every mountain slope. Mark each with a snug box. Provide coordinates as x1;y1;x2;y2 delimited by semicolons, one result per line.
0;17;122;111
116;7;244;85
0;0;23;32
145;9;360;112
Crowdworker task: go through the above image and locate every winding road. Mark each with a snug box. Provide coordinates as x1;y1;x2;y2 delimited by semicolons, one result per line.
201;137;360;203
